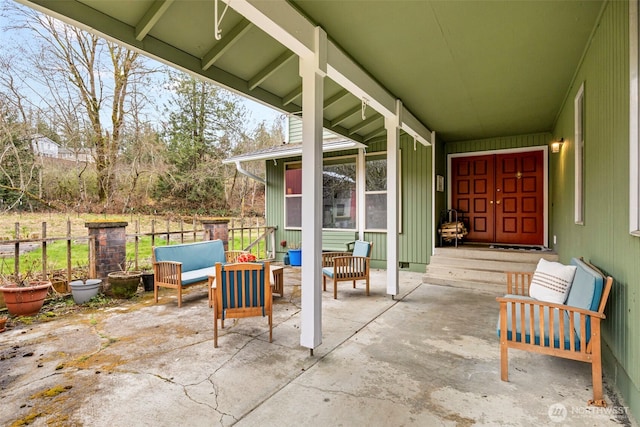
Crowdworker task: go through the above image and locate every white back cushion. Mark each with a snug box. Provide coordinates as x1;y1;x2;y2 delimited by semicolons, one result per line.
529;258;577;304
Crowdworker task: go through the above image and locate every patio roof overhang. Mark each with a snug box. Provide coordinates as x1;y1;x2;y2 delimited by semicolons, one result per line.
15;0;606;352
15;0;604;143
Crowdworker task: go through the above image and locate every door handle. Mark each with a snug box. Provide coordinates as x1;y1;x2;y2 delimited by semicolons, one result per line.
496;200;501;205
490;201;493;204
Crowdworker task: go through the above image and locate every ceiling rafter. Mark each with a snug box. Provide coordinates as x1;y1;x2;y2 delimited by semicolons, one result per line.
248;50;296;90
348;115;381;135
330;105;360;128
323;89;348;110
283;85;302;106
135;0;175;41
202;19;253;71
364;127;386;142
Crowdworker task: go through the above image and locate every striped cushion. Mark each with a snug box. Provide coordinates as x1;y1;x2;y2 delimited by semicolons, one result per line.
529;258;577;304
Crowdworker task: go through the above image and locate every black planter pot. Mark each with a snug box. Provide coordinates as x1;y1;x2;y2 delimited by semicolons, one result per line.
141;273;154;292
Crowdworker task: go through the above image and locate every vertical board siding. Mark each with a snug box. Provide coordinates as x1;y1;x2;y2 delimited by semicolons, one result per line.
552;0;640;401
445;132;551;155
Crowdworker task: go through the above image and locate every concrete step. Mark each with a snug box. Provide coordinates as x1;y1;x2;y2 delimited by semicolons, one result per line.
424;245;558;290
427;256;538;273
434;246;558;264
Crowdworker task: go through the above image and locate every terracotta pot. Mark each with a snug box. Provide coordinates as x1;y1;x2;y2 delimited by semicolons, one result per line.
108;272;142;298
0;316;7;333
0;281;51;316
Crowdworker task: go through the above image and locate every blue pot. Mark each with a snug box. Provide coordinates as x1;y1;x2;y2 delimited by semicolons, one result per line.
288;249;301;266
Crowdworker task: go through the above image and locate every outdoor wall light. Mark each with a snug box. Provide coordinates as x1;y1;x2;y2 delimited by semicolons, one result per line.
551;138;564;153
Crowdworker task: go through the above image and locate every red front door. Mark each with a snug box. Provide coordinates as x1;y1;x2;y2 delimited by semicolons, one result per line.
451;150;544;245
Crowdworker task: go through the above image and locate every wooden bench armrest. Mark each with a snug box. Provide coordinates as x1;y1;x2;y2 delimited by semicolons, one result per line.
496;295;606;319
153;261;182;285
504;271;533;296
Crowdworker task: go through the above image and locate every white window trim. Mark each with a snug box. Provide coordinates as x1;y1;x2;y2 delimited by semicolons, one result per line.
630;0;640;236
284;161;302;230
575;82;585;225
364;152;388;232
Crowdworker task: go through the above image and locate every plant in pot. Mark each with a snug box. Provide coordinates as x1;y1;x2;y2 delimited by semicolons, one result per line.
107;259;142;299
69;265;102;304
0;261;52;317
139;262;154;292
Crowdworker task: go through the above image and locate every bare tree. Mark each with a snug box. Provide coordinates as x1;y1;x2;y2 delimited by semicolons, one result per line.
2;4;158;209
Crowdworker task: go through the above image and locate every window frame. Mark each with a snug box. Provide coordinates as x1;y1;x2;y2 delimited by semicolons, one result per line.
322;155;358;231
574;82;585;225
364;152;388;232
630;0;640;235
284;161;302;230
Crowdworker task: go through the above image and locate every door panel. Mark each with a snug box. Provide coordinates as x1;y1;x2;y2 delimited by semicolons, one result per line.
495;151;544;244
450;150;544;245
451;155;495;242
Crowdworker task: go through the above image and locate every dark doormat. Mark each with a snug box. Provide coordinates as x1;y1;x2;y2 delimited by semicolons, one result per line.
489;244;551;251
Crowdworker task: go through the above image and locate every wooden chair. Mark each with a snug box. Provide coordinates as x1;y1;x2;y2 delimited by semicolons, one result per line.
212;261;273;348
322;240;373;299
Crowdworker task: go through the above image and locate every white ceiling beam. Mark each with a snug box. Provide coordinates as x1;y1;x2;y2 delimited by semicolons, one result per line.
227;0;432;145
248;50;296;90
201;19;253;71
401;108;432;146
135;0;175;41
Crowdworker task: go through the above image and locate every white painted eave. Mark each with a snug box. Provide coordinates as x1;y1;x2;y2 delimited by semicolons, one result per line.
222;140;366;164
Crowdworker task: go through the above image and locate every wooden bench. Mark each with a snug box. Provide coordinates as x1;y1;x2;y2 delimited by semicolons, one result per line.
496;257;613;406
153;240;227;307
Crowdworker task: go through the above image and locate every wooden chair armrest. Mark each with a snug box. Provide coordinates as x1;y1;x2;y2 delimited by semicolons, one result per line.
505;271;533;295
322;251;352;267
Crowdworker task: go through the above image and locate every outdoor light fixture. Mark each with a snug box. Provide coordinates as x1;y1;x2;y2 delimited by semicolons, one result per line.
551;138;564;153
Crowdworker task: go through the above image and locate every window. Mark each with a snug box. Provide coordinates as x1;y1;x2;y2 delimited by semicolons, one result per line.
365;153;387;230
323;157;357;229
575;83;585;225
630;0;640;235
284;163;302;228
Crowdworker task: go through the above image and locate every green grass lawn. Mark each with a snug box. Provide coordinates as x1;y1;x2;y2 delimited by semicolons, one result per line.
1;235;267;278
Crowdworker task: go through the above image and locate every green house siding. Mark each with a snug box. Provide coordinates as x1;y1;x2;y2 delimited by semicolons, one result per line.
446;133;551;155
551;0;640;421
266;133;431;273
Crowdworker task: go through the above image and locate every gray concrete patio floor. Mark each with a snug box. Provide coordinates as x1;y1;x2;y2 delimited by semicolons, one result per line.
0;267;636;426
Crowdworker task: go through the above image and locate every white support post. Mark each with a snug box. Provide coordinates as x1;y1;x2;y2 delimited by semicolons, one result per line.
385;101;401;296
431;130;437;256
357;148;366;241
299;27;326;351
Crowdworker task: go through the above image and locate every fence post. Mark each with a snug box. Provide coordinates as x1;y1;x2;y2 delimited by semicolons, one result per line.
85;221;128;280
201;218;230;250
